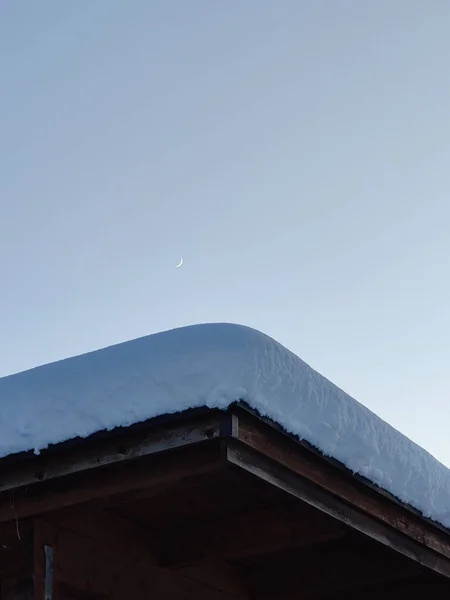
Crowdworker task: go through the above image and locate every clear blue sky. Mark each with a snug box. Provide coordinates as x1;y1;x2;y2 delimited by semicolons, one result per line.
2;1;450;464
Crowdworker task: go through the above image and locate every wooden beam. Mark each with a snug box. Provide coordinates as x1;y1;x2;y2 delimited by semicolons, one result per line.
226;439;450;578
0;412;222;495
158;506;347;567
233;408;450;567
0;443;223;522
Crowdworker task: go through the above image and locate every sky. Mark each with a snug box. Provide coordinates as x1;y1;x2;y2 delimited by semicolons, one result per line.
2;1;450;465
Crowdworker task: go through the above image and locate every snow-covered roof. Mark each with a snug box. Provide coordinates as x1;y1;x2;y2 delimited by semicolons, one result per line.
0;323;449;528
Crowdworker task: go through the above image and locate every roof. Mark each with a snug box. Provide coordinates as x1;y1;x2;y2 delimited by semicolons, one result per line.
1;322;449;528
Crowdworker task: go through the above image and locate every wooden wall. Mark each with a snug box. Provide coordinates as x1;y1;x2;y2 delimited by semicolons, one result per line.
1;511;246;600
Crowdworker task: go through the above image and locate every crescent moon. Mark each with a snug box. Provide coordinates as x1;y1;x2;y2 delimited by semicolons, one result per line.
175;257;184;268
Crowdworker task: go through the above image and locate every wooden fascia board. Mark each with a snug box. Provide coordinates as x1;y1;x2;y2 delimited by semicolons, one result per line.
235;401;450;537
0;409;226;496
0;442;225;522
222;406;450;577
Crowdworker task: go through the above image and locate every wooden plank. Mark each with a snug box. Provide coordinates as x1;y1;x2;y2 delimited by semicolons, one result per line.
53;516;246;599
0;414;221;495
226;440;450;578
48;507;153;561
0;443;223;523
48;507;248;598
235;409;450;562
158;505;347;566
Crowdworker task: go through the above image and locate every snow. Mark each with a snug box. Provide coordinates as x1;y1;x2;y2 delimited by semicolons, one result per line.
0;322;449;527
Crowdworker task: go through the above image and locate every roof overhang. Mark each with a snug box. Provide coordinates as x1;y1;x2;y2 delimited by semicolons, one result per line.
1;402;450;581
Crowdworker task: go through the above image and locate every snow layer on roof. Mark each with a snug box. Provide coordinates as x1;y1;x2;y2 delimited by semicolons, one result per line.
1;323;449;527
